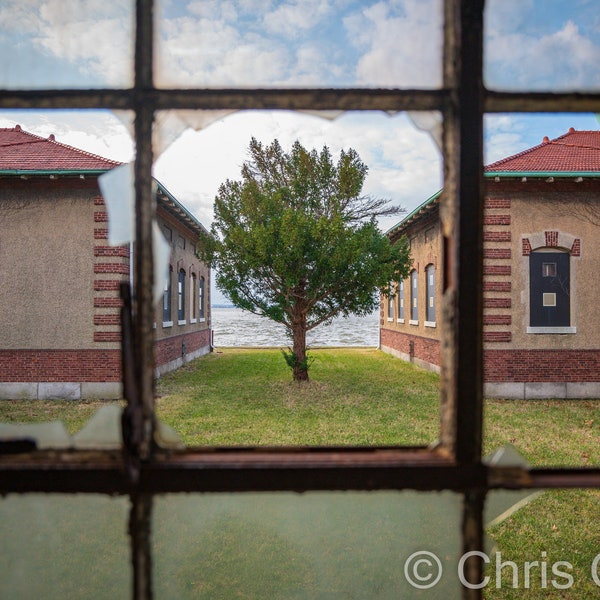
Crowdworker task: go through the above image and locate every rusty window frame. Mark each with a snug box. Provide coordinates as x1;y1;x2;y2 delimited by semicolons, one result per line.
0;1;599;598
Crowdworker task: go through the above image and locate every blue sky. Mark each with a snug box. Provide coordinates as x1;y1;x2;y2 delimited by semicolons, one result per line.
0;0;598;235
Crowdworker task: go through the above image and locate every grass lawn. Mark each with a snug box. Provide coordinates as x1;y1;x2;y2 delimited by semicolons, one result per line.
0;347;598;598
155;347;440;446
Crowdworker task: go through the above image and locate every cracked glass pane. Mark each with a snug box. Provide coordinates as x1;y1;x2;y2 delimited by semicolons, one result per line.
155;0;443;89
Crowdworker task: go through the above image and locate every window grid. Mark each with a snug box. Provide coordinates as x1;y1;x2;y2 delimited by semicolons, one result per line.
0;1;598;598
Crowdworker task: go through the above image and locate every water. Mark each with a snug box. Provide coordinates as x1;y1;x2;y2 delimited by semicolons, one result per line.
211;307;379;348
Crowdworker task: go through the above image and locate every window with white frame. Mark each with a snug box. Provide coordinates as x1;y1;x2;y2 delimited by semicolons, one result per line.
190;272;197;323
410;269;418;323
426;264;436;326
178;269;186;323
387;283;394;320
163;267;172;325
398;279;405;322
199;276;205;321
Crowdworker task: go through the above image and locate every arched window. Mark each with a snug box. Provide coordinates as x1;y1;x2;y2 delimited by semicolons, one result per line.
426;264;435;325
387;283;394;320
199;276;205;321
410;270;418;323
178;269;186;323
190;273;197;322
162;267;172;325
398;280;405;322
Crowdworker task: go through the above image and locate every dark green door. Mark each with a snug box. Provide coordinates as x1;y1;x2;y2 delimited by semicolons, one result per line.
529;251;570;327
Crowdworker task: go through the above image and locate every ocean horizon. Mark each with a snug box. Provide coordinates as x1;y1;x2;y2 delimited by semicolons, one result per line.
211;306;380;348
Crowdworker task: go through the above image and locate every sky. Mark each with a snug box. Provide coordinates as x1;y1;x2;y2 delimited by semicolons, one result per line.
1;0;599;303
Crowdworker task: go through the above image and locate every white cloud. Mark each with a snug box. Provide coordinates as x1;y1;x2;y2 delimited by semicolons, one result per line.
345;0;442;88
156;11;290;86
485;15;600;90
262;0;334;38
153;109;442;233
0;0;132;86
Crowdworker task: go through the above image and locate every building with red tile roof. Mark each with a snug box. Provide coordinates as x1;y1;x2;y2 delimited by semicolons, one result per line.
0;125;211;400
381;129;600;399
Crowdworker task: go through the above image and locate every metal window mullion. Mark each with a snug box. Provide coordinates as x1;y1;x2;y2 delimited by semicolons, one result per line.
442;1;485;598
128;2;156;600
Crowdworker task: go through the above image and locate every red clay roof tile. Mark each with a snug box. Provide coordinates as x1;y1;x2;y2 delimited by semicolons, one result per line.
0;125;122;172
485;129;600;173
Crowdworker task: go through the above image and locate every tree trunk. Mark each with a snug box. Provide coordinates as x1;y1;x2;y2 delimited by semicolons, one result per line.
291;312;309;382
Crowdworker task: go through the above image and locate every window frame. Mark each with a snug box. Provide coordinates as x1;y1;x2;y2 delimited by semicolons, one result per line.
198;275;205;321
162;266;172;326
1;1;599;598
398;279;405;322
190;272;197;324
425;264;436;326
410;269;419;324
177;268;186;324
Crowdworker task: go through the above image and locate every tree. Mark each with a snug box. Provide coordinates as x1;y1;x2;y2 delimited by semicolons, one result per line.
197;138;411;381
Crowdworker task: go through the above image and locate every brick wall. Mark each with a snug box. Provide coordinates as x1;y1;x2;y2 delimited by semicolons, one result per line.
155;329;212;367
0;328;212;384
0;349;121;382
93;195;129;346
485;349;600;382
483;195;512;345
380;328;440;368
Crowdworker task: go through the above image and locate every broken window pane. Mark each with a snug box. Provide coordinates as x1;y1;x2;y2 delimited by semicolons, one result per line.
155;1;443;89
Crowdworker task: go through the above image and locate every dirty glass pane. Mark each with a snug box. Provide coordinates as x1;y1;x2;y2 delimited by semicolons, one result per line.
484;0;600;91
0;494;130;599
155;0;442;89
0;2;134;89
153;491;462;598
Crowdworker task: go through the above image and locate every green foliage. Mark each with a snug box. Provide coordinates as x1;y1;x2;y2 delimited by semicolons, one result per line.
197;138;411;379
280;348;314;373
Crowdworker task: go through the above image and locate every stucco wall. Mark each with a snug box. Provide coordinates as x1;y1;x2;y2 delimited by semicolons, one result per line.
0;178;212;399
0;179;100;349
486;180;600;350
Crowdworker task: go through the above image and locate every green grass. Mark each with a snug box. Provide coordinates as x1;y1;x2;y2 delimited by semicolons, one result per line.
1;347;599;598
155;347;440;446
